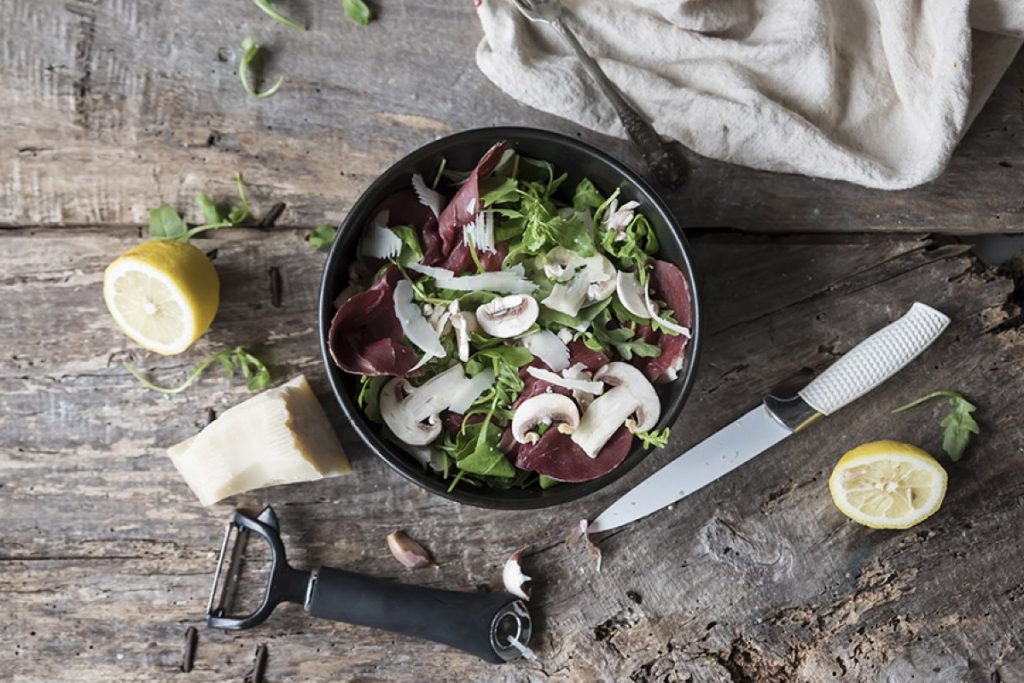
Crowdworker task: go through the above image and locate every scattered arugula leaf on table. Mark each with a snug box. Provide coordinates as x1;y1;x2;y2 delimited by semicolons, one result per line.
250;0;304;30
149;173;251;242
307;224;339;251
126;346;271;395
892;390;980;461
341;0;372;25
239;37;284;99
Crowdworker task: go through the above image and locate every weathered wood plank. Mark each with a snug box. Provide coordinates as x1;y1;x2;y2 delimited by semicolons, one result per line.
2;0;1023;233
1;226;1022;681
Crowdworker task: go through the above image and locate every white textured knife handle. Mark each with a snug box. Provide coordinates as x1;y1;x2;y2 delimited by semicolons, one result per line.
798;303;950;416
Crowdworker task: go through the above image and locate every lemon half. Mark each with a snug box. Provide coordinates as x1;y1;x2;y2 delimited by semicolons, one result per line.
103;240;219;355
829;441;947;530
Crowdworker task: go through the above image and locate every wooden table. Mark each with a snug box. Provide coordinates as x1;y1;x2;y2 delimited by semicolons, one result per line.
3;3;1023;681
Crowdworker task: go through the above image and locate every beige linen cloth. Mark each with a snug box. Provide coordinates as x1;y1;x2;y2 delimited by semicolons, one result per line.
475;0;1024;189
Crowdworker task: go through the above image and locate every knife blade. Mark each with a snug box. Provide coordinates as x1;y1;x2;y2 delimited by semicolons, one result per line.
589;302;951;533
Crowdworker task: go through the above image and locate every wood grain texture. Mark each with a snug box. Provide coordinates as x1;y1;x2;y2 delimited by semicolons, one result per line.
1;226;1022;681
2;0;1024;233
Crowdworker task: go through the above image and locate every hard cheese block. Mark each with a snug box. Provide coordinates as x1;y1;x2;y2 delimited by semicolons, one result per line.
168;375;350;505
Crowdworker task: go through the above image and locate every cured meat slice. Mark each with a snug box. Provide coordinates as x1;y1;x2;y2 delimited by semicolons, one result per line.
636;260;693;382
567;340;610;372
328;266;417;376
514;425;633;483
437;141;508;255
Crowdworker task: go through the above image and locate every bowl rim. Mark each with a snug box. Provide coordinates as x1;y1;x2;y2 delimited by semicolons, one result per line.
318;126;702;509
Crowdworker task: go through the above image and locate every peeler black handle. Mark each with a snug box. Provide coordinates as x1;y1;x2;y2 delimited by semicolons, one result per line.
306;567;527;664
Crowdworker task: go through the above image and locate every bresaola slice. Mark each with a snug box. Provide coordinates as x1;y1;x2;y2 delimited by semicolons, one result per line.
568;340;610;372
515;426;634;483
437;141;509;254
328;267;418;376
635;260;693;382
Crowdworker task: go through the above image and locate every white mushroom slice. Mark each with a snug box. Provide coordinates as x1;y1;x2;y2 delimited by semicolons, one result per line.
411;173;443;218
379;365;470;446
359;210;403;259
542;273;588;317
603;199;640;240
571;362;661;458
616;270;651;319
643;280;692;338
564;362;598;409
408;263;536;295
525;366;604;396
448;368;495;415
585;254;617;302
543;247;582;282
393;280;445;358
521;330;570;372
448;300;478;363
511;394;581;444
475;295;539;338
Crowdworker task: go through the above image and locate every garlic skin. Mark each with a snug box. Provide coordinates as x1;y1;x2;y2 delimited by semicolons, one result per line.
386;530;438;569
503;547;531;600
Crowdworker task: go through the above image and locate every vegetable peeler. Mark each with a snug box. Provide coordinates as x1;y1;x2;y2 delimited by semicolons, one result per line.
206;506;532;663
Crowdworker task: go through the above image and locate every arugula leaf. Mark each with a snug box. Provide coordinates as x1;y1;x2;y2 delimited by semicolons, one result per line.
583;308;660;361
196;193;224;224
357;375;388;422
635;427;671;449
148;204;188;241
480;176;519;207
239;37;284;99
573;178;605;212
389;224;424;264
892;390;980;461
538;475;560;489
600;212;659;267
250;0;304;30
307;224;339;251
152;173;251;242
125;346;271;395
341;0;372;25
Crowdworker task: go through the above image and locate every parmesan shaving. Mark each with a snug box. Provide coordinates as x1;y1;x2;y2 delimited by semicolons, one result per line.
411;173;443;218
448;368;496;414
644;279;692;338
408;263;536;294
526;366;604;395
359;210;402;259
393;279;445;357
522;330;570;372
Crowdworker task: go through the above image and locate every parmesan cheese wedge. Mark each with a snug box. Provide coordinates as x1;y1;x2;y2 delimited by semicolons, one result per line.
167;375;350;506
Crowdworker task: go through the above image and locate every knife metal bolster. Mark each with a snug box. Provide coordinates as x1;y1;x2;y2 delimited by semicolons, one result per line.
763;394;820;433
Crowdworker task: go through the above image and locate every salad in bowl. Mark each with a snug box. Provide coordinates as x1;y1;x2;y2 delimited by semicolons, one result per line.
326;138;694;495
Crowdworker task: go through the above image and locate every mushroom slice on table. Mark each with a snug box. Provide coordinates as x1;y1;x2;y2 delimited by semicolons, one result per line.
571;362;661;458
511;394;581;444
379;365;470;446
475;295;539;338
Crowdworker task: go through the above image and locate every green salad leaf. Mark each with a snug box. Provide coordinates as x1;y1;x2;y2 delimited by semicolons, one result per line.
250;0;304;30
150;173;250;242
307;224;339;251
892;390;980;461
635;427;671;449
239;37;284;99
573;178;605;212
126;346;271;395
341;0;372;25
583;308;660;361
357;375;388;422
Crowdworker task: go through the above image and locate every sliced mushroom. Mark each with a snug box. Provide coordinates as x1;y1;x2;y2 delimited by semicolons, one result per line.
379;365;469;445
543;247;582;282
585;255;617;302
449;300;478;362
540;249;616;317
564;362;599;409
616;270;651;319
511;394;581;444
541;274;588;317
602;199;640;240
571;362;661;458
475;295;539;338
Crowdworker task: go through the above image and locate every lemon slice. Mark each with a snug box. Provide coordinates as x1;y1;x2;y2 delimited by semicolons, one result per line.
103;240;219;355
829;441;947;529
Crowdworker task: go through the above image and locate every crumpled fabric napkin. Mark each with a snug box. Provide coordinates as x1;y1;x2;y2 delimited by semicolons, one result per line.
475;0;1023;189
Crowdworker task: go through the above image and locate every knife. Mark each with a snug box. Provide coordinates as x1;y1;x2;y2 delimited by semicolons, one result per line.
589;302;951;533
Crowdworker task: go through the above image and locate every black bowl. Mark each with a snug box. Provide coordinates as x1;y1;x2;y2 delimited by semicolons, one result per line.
319;127;701;509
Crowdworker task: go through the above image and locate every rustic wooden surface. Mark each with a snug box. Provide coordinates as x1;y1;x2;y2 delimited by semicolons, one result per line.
4;2;1024;682
2;0;1024;233
2;227;1023;682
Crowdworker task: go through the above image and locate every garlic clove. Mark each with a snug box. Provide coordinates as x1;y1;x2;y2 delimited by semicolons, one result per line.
386;530;439;569
502;546;532;600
